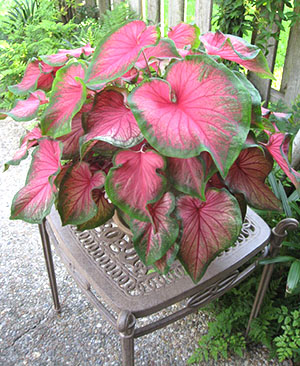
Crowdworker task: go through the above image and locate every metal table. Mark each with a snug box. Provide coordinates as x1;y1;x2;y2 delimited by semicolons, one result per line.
38;207;298;366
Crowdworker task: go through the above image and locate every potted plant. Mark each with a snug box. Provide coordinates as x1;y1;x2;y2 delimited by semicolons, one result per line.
3;21;300;283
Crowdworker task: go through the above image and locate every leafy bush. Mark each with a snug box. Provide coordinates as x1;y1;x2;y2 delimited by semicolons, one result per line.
0;0;77;109
73;3;137;47
189;266;300;364
0;1;138;110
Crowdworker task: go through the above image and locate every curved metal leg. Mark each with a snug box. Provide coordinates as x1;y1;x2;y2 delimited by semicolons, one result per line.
38;219;61;313
246;218;299;336
117;310;136;366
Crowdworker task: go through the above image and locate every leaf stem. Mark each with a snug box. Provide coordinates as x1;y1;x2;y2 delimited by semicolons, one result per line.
141;49;151;78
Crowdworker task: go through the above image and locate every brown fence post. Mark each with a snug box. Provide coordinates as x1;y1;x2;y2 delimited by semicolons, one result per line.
248;4;283;106
280;4;300;105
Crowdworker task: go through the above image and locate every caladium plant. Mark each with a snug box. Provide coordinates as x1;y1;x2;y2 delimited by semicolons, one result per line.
4;20;300;283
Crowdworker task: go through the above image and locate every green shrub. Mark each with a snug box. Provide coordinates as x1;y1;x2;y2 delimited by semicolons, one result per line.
0;1;138;110
0;0;78;109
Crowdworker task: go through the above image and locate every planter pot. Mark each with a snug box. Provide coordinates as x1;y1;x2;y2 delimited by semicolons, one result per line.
112;210;133;237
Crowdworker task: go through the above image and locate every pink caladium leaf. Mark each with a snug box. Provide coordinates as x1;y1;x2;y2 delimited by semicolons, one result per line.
86;21;160;87
105;149;166;221
5;90;48;122
264;133;300;191
232;71;262;129
82;89;143;149
225;147;282;210
40;44;93;67
81;140;119;160
168;152;217;200
135;39;181;69
177;188;242;283
129;192;179;265
200;31;274;79
4;127;42;171
129;55;251;178
168;23;200;49
10;139;62;223
153;243;179;274
207;172;226;189
58;103;92;159
37;64;55;91
8;60;54;96
41;62;87;138
58;161;106;225
77;189;114;231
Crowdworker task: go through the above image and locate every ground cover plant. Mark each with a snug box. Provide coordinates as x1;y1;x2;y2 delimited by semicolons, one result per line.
3;20;300;283
188;262;300;364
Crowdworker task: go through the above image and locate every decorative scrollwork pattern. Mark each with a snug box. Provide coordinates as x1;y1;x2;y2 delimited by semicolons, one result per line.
69;217;257;297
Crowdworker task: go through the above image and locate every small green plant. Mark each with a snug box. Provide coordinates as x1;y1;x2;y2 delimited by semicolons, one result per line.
3;0;38;28
274;306;300;362
189;262;300;364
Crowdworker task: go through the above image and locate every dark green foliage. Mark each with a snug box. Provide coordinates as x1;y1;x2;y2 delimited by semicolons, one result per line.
3;0;38;28
73;3;138;47
189;267;300;364
98;2;138;38
213;0;250;37
0;0;77;109
213;0;299;55
274;307;300;362
0;1;137;110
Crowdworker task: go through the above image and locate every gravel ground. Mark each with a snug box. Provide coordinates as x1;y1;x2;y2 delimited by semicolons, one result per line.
0;117;286;366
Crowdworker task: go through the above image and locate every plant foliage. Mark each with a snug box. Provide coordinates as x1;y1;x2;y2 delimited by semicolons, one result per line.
3;19;300;283
189;267;300;364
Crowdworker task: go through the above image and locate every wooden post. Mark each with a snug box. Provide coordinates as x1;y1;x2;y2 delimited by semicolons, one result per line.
147;0;160;24
168;0;185;27
280;4;300;106
248;5;283;106
128;0;143;17
195;0;213;34
97;0;108;15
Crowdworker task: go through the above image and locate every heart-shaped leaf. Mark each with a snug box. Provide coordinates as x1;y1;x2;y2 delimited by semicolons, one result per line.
177;188;242;282
5;127;42;170
225;147;282;210
153;243;179;274
105;149;166;221
41;62;87;138
168;23;200;49
264;133;300;192
168;152;217;200
129;55;251;177
5;90;48;122
10;139;62;223
200;31;274;79
41;44;94;67
58;104;92;159
77;189;114;231
82;89;143;149
232;71;262;128
86;21;159;87
130;192;179;265
135;38;181;69
58;161;106;225
8;60;54;96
